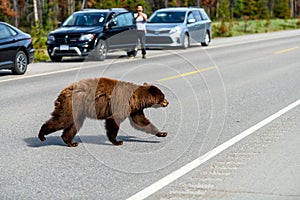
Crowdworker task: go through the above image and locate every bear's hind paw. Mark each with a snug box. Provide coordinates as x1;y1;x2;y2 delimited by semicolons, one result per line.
67;142;79;147
156;132;168;137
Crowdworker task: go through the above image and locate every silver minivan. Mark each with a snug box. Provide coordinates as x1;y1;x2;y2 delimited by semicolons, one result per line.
146;7;211;48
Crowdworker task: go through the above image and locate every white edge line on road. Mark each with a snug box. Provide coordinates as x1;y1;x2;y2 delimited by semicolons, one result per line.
127;99;300;200
206;32;300;50
0;67;81;83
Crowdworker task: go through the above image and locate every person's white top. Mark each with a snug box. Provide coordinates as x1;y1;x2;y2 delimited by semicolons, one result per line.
134;13;147;31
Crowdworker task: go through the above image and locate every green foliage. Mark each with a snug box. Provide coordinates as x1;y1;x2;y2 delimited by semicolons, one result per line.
213;21;232;37
256;0;270;19
168;0;178;7
31;23;49;62
243;0;258;19
218;0;231;21
43;0;59;31
233;0;270;20
213;18;300;38
34;50;50;62
233;0;243;19
274;0;290;19
96;0;151;14
214;0;232;37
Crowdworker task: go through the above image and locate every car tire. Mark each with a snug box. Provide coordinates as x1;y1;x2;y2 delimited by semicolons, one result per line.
12;50;28;75
50;56;62;62
95;40;108;61
182;34;190;49
201;31;210;46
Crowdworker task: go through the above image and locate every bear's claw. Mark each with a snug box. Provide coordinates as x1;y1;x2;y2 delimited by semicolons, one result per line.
156;132;168;137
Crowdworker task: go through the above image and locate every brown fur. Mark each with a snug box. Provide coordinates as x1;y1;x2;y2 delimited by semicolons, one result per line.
38;77;168;147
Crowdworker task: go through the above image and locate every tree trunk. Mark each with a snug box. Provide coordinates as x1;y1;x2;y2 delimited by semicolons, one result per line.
291;0;295;17
38;0;44;24
33;0;39;23
12;0;18;27
82;0;86;9
197;0;202;7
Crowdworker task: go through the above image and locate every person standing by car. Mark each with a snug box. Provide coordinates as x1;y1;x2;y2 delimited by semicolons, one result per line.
134;4;147;59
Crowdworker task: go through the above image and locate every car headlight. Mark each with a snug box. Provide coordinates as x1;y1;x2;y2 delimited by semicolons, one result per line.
169;26;183;34
48;35;55;42
79;34;95;41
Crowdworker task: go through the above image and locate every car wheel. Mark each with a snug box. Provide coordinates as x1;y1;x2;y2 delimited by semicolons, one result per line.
12;50;28;75
201;31;210;46
95;40;108;61
50;56;62;62
182;34;190;49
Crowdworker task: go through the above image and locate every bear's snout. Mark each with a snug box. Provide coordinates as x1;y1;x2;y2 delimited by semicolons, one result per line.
161;99;169;107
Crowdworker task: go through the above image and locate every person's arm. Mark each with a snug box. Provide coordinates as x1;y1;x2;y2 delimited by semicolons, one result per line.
141;13;147;21
134;13;139;20
135;12;147;21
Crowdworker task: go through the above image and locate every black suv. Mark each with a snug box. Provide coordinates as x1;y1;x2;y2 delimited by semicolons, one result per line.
46;8;137;62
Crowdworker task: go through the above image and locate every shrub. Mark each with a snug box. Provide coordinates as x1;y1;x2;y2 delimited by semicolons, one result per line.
212;21;232;37
31;23;49;62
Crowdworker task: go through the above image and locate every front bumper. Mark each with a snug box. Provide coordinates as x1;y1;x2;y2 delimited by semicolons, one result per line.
48;46;91;57
145;31;182;47
47;41;95;57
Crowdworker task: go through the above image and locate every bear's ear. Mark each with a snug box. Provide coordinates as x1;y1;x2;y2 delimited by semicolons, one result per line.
148;85;159;95
143;82;149;85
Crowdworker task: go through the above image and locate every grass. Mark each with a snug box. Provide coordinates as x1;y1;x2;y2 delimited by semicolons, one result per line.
212;18;300;38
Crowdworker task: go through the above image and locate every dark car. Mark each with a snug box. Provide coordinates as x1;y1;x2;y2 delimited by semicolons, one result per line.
146;7;211;48
47;8;138;62
0;22;34;74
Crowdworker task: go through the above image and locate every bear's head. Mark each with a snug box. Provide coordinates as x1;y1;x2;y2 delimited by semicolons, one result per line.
130;84;168;111
148;85;169;108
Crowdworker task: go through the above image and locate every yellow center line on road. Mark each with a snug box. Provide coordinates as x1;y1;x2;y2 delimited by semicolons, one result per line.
273;47;299;54
156;66;218;82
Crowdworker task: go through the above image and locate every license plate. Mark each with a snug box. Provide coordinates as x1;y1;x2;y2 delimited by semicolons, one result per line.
60;45;69;51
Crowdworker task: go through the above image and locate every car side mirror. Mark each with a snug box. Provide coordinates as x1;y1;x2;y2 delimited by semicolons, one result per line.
108;21;117;28
58;21;62;27
188;18;196;24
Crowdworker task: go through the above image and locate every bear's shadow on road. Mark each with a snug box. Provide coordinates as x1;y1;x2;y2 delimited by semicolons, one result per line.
24;135;160;148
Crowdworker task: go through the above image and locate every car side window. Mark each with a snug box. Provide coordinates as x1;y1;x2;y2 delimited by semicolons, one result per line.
192;10;202;22
0;24;12;39
187;12;196;23
200;10;209;20
7;26;17;36
113;13;134;27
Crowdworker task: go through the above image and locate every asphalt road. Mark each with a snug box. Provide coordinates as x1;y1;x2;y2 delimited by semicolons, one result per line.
0;30;300;199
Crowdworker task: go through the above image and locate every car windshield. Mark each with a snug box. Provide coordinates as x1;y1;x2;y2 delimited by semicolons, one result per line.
148;11;186;23
62;13;107;27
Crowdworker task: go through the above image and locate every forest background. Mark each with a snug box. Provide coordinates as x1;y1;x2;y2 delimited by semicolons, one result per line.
1;0;300;61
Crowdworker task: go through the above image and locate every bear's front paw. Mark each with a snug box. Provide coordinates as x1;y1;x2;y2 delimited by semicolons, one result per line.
156;132;168;137
38;133;46;142
112;140;124;146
